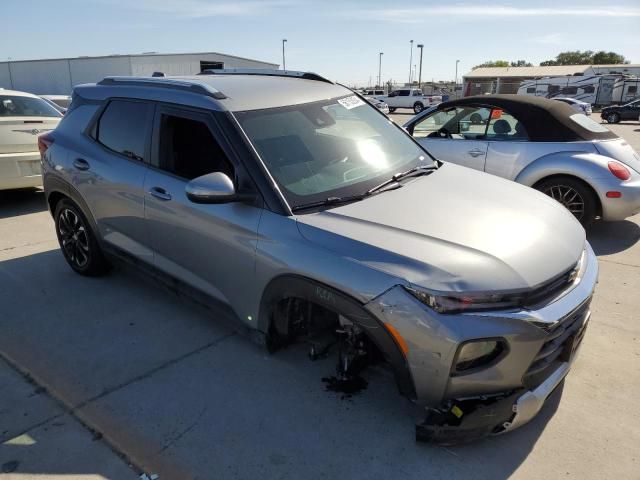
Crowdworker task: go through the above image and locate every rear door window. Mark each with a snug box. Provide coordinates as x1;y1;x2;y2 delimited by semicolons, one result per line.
94;100;153;161
486;109;528;141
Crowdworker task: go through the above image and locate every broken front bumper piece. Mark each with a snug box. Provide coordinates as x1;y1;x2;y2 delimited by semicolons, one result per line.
416;359;574;444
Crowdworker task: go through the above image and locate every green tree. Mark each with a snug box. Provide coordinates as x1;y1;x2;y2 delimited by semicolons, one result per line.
540;50;628;66
510;60;533;67
473;60;511;69
473;60;533;69
592;51;628;64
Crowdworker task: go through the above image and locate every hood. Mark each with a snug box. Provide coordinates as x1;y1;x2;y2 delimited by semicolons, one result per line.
296;164;585;294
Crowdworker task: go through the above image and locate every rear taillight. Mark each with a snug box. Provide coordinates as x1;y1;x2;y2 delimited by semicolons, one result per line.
608;161;631;181
37;133;54;158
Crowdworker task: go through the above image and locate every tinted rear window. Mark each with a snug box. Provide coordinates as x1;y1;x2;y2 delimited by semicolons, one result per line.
0;95;62;117
95;100;153;161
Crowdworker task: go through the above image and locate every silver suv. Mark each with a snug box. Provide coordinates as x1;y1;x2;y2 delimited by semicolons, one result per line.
41;70;597;443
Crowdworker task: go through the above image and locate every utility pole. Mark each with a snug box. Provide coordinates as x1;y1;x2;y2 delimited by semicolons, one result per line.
378;52;383;89
455;59;460;98
282;39;287;70
417;44;424;90
408;40;414;84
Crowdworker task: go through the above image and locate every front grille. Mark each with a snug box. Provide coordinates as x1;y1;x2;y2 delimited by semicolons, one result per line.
523;262;578;307
523;298;591;389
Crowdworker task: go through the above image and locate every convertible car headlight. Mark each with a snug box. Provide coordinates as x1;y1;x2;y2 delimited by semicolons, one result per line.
405;286;523;314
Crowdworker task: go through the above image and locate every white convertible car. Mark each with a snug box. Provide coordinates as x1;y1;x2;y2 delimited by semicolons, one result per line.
0;89;62;190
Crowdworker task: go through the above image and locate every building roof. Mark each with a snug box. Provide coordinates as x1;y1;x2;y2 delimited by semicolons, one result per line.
0;51;278;67
464;65;591;79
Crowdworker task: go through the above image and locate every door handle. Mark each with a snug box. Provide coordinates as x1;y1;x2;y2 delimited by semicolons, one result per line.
468;149;485;158
149;187;172;201
73;158;90;170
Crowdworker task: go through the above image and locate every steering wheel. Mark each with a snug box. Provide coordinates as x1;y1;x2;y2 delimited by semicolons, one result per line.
428;128;453;139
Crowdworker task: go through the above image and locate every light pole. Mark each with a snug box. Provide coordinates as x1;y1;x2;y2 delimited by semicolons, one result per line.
408;40;414;84
454;59;460;97
378;52;383;89
282;39;287;70
417;44;424;90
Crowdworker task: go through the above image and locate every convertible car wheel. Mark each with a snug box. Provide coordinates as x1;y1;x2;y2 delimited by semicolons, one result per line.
54;199;110;276
536;177;597;227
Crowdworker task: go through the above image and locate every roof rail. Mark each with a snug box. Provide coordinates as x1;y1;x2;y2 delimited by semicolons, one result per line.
198;68;334;84
97;76;227;99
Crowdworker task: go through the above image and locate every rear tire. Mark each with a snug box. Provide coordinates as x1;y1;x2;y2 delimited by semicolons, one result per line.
535;177;597;228
54;199;109;276
413;102;424;114
606;112;620;124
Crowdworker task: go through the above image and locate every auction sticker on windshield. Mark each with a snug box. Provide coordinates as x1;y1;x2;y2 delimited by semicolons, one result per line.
338;96;365;110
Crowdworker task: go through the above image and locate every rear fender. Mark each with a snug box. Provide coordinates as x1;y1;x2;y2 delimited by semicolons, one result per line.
515;151;614;187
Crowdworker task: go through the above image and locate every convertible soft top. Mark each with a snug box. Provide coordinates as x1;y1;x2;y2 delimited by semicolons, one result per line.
436;95;618;142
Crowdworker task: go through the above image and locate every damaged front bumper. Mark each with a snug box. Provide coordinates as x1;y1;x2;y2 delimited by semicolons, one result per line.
416;346;582;444
365;243;598;443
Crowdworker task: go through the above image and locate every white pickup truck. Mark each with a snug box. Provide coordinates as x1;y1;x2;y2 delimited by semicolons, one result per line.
373;88;442;114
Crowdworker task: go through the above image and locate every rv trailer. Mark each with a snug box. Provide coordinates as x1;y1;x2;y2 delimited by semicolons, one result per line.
517;74;638;106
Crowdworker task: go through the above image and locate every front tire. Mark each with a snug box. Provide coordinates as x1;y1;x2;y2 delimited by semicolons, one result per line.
606;112;620;124
388;107;396;113
413;102;424;114
54;199;109;276
535;177;597;227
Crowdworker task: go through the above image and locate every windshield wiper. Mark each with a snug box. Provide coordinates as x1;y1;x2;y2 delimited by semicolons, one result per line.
367;164;438;195
291;194;367;213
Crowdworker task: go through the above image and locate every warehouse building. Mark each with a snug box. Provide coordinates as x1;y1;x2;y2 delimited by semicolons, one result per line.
462;64;640;96
0;51;279;95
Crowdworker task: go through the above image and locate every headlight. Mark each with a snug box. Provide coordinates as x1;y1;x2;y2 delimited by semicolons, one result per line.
405;286;523;314
405;248;587;314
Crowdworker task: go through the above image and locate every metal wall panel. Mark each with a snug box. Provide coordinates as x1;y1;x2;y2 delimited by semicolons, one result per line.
130;53;278;76
0;63;12;89
69;56;131;87
5;60;72;94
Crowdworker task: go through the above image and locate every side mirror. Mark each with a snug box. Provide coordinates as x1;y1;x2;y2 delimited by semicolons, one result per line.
185;172;237;204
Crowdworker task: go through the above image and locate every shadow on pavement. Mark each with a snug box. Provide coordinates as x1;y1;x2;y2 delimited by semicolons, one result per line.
0;188;48;219
0;249;556;479
587;220;640;255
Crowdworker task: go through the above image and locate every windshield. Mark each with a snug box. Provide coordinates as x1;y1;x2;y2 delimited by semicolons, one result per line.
234;95;432;208
0;95;62;118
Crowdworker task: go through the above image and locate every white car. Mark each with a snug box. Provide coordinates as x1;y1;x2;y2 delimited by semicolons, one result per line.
0;89;62;190
375;88;442;114
365;96;390;114
553;97;592;116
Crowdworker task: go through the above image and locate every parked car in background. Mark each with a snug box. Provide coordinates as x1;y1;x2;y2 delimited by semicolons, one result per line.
0;89;62;190
404;95;640;226
40;96;67;114
42;71;596;443
362;88;385;96
364;96;389;114
41;95;72;110
601;98;640;124
554;97;592;116
375;88;442;114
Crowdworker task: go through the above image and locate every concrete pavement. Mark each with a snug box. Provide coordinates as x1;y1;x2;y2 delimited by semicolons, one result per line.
0;124;639;479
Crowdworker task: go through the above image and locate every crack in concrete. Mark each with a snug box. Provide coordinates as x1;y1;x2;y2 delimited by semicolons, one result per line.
598;258;640;269
73;332;236;412
158;406;208;453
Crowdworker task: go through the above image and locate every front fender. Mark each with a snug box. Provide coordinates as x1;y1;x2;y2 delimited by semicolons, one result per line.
515;151;614;187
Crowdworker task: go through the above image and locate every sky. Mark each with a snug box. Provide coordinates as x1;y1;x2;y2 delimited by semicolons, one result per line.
3;0;639;86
